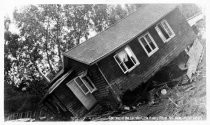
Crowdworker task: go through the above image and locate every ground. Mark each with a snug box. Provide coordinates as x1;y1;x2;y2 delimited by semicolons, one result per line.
123;44;206;121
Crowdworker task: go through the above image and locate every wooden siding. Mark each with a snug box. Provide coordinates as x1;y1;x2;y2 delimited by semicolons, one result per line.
50;71;88;117
97;8;196;95
87;65;120;107
87;65;109;99
63;56;88;73
66;80;97;110
54;85;88;117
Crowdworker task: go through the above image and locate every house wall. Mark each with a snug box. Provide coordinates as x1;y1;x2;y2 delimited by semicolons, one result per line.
66;79;97;110
97;8;196;96
65;57;122;107
47;71;88;117
87;65;120;108
53;84;88;117
63;56;88;73
49;58;120;117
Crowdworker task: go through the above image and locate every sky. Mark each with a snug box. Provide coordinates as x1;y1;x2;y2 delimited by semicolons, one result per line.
3;4;23;34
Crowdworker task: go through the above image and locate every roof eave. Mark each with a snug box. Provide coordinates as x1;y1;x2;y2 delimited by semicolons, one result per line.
63;52;91;65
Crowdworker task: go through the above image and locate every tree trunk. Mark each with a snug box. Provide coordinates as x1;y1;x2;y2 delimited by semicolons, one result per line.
57;39;63;64
33;61;51;83
56;5;63;65
45;47;55;75
56;22;63;65
76;31;82;45
45;18;55;75
30;74;46;96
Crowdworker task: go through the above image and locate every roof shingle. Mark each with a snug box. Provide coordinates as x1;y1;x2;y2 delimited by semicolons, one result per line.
64;4;177;65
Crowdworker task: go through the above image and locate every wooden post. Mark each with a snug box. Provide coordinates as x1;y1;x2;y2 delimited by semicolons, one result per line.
14;113;18;119
26;112;29;118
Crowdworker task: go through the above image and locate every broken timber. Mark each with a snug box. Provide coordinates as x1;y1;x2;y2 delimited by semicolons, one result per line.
186;39;204;79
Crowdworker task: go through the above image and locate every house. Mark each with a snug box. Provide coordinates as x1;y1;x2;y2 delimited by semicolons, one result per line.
41;4;196;117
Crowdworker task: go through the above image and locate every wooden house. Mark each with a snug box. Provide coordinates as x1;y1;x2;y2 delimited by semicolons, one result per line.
41;4;196;117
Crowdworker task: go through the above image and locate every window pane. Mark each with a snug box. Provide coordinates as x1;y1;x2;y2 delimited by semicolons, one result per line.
124;56;135;69
158;24;169;39
140;37;147;46
83;76;94;88
125;47;136;64
75;77;83;86
120;63;127;72
162;21;173;36
115;55;122;64
75;77;89;94
130;56;136;64
82;76;94;91
125;47;133;57
145;45;151;53
145;34;156;50
156;27;166;42
117;51;128;62
80;84;89;94
140;37;152;53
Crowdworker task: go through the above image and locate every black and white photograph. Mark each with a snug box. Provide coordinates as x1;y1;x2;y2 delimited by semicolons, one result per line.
3;1;207;122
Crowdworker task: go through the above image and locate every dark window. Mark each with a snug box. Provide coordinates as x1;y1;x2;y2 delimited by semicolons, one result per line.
138;32;159;57
74;73;97;95
155;20;175;43
75;77;89;94
145;34;156;50
81;76;96;92
141;37;151;53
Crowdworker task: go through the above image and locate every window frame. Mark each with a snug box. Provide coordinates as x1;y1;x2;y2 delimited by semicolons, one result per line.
138;32;159;57
155;19;175;43
74;74;97;95
114;46;140;74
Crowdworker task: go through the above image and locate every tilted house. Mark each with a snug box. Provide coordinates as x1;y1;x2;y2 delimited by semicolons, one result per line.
41;4;196;117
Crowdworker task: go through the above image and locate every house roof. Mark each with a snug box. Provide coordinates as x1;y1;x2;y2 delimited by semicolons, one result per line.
40;70;73;103
64;4;178;65
49;69;64;85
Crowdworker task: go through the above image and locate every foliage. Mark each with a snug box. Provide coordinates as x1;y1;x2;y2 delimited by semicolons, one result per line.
5;4;137;93
178;4;202;19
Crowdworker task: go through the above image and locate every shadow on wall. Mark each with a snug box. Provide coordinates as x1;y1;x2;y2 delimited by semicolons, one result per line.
121;51;189;106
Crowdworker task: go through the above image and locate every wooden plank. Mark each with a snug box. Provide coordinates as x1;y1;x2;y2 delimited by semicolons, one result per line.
88;65;110;99
186;39;203;79
187;13;204;26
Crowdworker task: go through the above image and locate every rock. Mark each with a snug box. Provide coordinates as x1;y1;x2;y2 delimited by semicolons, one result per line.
123;106;130;111
132;106;136;109
161;89;167;95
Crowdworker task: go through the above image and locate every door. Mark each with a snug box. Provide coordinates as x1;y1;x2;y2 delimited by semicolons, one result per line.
66;80;97;110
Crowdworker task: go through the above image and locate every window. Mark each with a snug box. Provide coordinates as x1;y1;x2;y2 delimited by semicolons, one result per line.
74;73;97;95
155;20;175;43
138;32;159;57
114;46;140;74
